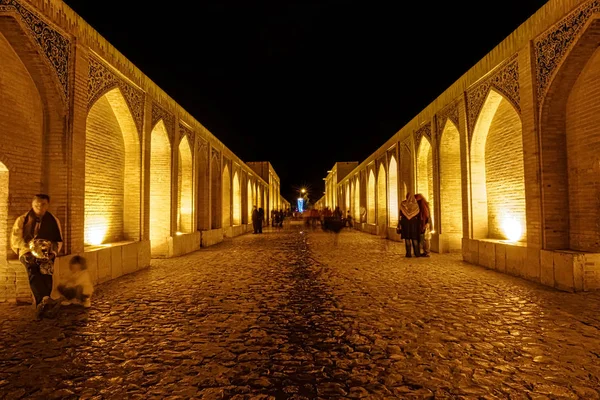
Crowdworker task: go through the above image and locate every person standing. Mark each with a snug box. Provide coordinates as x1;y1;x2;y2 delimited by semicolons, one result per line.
257;207;265;233
414;193;431;257
11;194;63;318
397;192;421;257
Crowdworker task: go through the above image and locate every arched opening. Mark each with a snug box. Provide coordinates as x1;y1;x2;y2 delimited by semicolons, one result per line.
149;120;171;256
471;89;525;242
353;178;360;223
210;157;221;229
400;144;413;200
177;135;193;233
257;185;262;210
541;19;600;251
416;137;434;228
345;182;350;213
377;165;387;226
0;162;8;265
388;156;399;227
247;180;254;222
232;171;241;225
367;169;376;224
222;164;231;227
85;87;140;246
439;120;462;250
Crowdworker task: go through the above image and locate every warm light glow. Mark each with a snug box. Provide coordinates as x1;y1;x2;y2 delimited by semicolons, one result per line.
85;216;108;246
301;188;306;193
502;215;522;242
175;231;184;236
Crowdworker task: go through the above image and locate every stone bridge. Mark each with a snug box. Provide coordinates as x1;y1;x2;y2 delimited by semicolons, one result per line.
321;0;600;293
0;0;287;302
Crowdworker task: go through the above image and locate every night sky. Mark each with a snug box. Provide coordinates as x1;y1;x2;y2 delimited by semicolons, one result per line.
63;0;549;204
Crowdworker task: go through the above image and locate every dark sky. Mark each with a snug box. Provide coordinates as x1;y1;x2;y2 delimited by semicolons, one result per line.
63;0;549;204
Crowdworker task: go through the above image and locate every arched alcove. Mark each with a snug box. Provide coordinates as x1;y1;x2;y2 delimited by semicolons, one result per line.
367;169;376;224
388;156;399;227
471;89;525;242
149;120;171;256
417;137;434;228
0;162;8;264
85;87;140;246
247;180;253;222
377;165;387;226
222;164;231;227
354;178;360;222
232;171;241;225
439;120;462;250
177;135;193;233
400;144;413;200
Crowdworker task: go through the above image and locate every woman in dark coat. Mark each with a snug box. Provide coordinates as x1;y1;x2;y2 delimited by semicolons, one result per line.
397;192;421;257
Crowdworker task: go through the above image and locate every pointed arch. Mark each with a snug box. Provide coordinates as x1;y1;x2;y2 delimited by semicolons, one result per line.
377;164;387;226
471;89;525;242
400;144;413;200
247;179;254;222
367;169;376;224
232;170;241;225
178;135;193;233
388;156;399;227
416;136;434;228
85;87;140;246
222;164;231;227
149;120;171;256
353;177;361;223
439;119;462;250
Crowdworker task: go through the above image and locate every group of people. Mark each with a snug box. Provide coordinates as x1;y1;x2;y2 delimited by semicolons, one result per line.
251;206;265;234
10;194;94;319
397;192;431;257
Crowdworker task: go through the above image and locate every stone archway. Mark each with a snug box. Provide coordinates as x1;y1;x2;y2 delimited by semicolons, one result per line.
400;144;413;200
222;164;231;228
471;89;525;242
178;135;193;233
232;171;241;225
439;120;462;251
377;165;387;227
0;162;8;265
149;120;171;256
85;87;140;246
540;18;600;252
353;178;360;223
247;180;254;222
388;156;399;227
367;169;376;224
417;137;434;228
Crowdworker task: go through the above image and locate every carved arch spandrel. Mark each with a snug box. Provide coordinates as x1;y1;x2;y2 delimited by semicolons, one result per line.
535;0;600;109
151;102;175;144
87;53;145;134
435;101;460;140
466;53;520;140
0;0;71;102
179;122;195;146
414;122;431;150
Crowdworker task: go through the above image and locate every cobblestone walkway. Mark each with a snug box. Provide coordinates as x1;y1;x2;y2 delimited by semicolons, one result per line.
1;228;600;399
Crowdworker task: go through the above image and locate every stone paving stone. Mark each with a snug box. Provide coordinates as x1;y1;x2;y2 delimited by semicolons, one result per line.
0;227;600;399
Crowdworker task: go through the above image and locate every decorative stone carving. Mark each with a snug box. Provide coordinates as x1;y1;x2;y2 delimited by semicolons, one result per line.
436;101;460;139
534;0;600;107
415;122;431;149
0;0;71;101
151;102;174;142
88;53;145;134
197;137;208;156
179;122;195;145
466;53;520;137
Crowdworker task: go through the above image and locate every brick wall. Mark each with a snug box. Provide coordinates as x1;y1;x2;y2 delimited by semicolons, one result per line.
388;156;399;226
353;180;360;222
377;166;387;225
417;138;435;227
439;121;462;237
367;169;375;224
178;137;193;233
485;98;526;241
222;164;231;227
210;156;221;229
400;145;413;201
150;122;171;255
566;46;600;252
233;171;241;225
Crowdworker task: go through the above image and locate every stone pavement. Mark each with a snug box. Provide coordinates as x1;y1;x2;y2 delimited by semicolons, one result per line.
1;227;600;400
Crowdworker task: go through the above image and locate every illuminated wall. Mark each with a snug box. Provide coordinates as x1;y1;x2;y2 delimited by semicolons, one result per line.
377;165;387;226
210;156;221;229
222;164;231;227
472;90;525;242
354;179;360;222
388;156;399;227
367;169;375;224
232;171;241;225
0;163;7;265
149;121;171;256
85;88;140;246
400;144;413;200
177;135;193;233
345;182;350;213
416;137;434;228
439;120;462;250
247;180;253;221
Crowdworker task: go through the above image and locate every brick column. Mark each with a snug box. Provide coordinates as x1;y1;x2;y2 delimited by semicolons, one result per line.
140;96;152;241
457;94;471;240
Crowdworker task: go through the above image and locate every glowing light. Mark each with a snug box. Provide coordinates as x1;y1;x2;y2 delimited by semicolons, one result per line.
300;188;306;194
85;216;108;246
502;216;522;242
175;231;184;236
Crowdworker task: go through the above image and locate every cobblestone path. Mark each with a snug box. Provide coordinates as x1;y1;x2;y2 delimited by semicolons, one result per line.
1;228;600;399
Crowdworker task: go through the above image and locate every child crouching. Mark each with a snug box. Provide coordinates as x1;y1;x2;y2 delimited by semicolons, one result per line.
57;255;93;308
